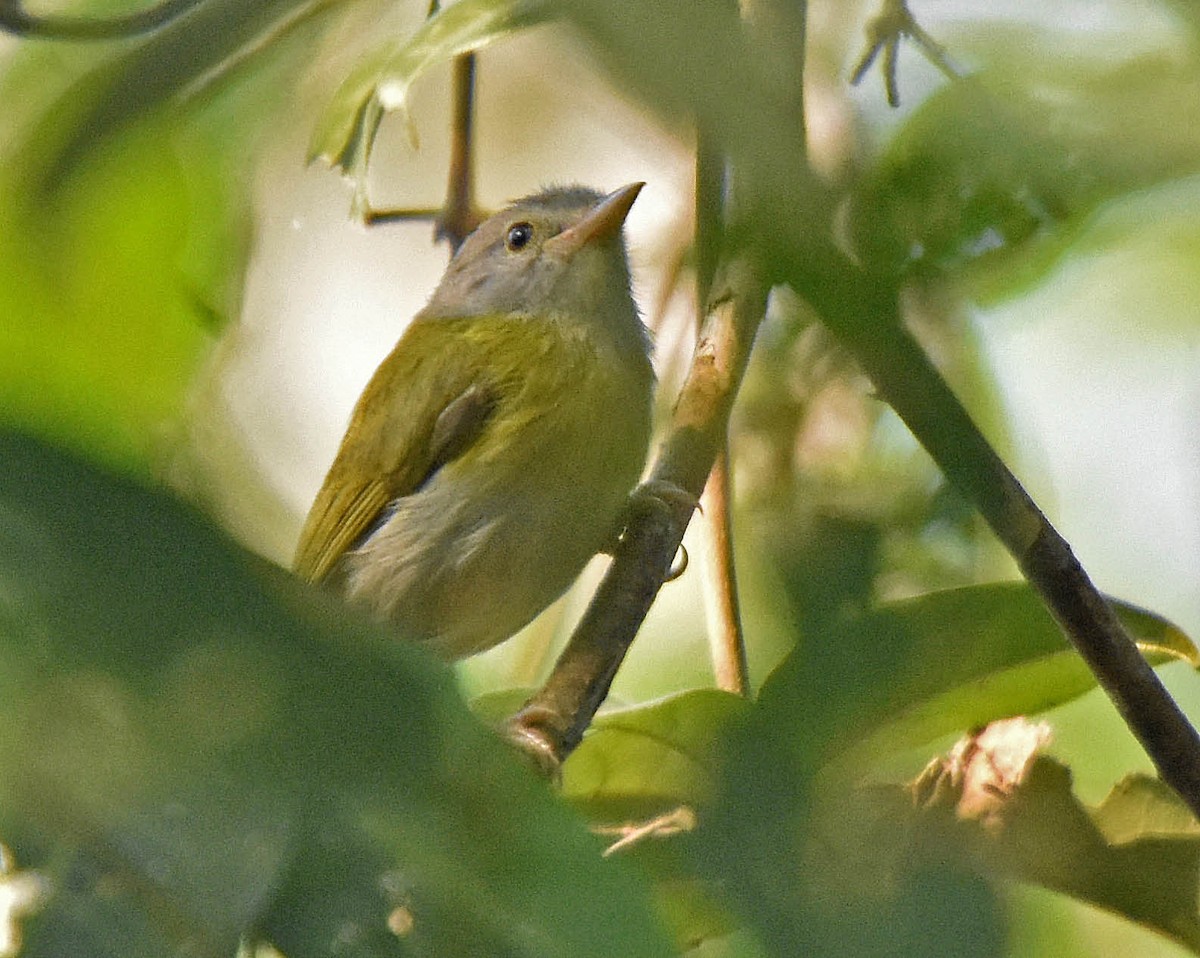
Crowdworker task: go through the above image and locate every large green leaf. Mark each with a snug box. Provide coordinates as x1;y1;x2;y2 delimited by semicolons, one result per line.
0;431;673;957
672;580;1190;955
563;689;748;821
0;0;334;474
855;584;1194;759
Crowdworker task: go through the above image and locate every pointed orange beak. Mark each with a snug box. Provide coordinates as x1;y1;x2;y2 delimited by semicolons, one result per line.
544;182;644;258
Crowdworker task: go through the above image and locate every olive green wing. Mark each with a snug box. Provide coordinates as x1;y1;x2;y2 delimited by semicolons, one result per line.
292;319;500;584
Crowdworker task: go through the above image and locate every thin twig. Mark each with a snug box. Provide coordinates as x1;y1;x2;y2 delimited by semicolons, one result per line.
364;206;444;226
436;52;483;251
700;448;749;695
367;53;483;250
850;0;960;107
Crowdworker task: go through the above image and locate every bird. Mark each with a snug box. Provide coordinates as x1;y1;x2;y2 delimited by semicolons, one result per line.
293;183;655;660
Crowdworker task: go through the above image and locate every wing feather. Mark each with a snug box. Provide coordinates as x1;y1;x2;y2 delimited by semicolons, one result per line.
292;318;500;584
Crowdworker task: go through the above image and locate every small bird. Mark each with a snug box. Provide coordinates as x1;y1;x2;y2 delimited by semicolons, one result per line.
293;183;654;659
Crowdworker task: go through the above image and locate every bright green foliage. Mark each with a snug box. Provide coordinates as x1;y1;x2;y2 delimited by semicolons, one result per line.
0;0;334;473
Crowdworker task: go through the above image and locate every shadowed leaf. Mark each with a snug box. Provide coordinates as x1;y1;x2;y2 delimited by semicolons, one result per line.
0;431;673;957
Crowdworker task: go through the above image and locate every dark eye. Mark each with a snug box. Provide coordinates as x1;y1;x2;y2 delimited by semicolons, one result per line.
505;222;533;251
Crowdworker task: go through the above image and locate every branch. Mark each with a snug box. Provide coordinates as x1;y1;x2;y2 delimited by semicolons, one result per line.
534;0;1200;814
509;259;770;765
507;0;801;768
694;135;749;696
365;46;482;249
700;448;749;695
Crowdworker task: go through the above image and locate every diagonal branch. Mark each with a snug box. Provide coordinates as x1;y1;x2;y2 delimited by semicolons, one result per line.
507;0;799;768
767;238;1200;817
509;258;769;765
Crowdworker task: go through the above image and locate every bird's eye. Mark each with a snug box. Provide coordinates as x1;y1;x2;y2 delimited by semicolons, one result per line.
505;222;533;251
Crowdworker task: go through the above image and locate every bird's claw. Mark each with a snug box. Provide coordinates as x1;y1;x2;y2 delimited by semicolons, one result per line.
622;479;698;582
628;479;700;519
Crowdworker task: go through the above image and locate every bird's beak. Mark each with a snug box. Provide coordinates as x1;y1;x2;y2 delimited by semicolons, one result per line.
545;182;644;258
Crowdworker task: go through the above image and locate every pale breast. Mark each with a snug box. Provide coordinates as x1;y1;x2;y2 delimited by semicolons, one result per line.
342;324;652;658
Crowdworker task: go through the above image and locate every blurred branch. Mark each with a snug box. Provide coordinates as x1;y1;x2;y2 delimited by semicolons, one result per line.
701;449;749;695
850;0;960;107
695;135;749;697
0;0;201;39
366;53;482;252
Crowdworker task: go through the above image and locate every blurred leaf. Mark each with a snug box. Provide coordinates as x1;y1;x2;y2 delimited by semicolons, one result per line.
652;876;744;956
895;736;1200;953
851;49;1200;296
562;690;748;821
559;691;750;954
0;0;335;474
309;0;553;216
0;117;214;473
7;0;339;197
849;77;1066;280
805;583;1196;762
0;431;674;957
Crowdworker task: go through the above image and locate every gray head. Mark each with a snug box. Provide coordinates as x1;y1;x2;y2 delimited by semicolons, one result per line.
423;183;649;358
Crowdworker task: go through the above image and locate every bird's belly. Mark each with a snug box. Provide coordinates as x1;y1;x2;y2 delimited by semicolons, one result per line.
342;398;647;658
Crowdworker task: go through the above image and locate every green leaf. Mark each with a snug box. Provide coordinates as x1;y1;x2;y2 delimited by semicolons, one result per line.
850;49;1200;294
560;691;750;953
309;0;553;216
0;431;674;957
6;0;336;198
825;583;1196;761
563;689;749;821
1093;775;1200;846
